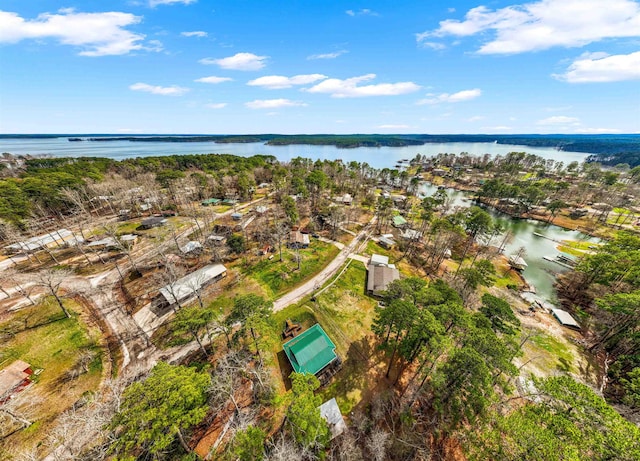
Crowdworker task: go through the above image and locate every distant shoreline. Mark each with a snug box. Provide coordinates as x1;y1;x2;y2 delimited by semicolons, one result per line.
1;133;638;158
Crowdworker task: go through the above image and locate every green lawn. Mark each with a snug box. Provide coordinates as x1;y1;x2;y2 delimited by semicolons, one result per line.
524;331;576;374
115;221;141;235
243;241;340;299
0;297;104;452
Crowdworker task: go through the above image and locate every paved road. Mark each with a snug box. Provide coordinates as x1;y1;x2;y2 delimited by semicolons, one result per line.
272;217;374;312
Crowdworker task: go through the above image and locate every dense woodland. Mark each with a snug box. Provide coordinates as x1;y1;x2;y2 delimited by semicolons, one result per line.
1;150;640;460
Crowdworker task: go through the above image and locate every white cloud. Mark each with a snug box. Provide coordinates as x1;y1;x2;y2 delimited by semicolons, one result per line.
149;0;197;7
245;99;307;109
420;41;447;50
205;103;227;109
181;30;207;37
305;74;420;98
378;124;411;129
467;115;485;122
417;88;482;104
200;52;268;70
247;74;327;89
195;76;233;84
536;115;581;126
554;51;640;83
0;10;151;56
129;82;189;96
417;0;640;54
307;50;348;60
346;9;379;17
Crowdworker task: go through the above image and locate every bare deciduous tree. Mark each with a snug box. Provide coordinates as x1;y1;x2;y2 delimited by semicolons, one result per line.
33;268;73;317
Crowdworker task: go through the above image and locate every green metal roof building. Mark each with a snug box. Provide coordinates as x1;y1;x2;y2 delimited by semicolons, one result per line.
283;324;338;376
392;215;407;227
201;198;221;206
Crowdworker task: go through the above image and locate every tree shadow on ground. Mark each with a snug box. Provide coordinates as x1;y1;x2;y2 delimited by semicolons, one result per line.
276;349;293;391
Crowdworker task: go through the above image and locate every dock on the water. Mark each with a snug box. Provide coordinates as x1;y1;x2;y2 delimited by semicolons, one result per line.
542;255;575;269
533;232;562;243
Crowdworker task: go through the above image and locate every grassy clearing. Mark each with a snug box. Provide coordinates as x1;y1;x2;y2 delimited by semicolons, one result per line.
243;241;340;300
115;221;141;235
0;297;104;452
523;331;576;374
557;239;598;257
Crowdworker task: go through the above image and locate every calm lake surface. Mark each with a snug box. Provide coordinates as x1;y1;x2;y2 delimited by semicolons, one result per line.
0;138;589;169
2;137;595;303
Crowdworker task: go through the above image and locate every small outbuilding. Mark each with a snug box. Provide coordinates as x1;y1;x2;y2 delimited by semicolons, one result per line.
319;398;347;440
0;360;33;401
551;308;581;330
392;215;408;228
378;236;395;249
201;198;221;206
180;241;203;256
140;216;167;229
289;230;310;249
401;229;422;241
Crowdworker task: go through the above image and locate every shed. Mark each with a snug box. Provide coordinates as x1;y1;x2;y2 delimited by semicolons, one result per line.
255;205;269;214
289;230;310;248
378;236;395;249
283;324;338;376
180;241;203;256
231;212;243;221
0;360;33;401
140;216;167;229
222;199;238;206
206;234;226;245
370;254;390;266
201;198;221;206
87;237;119;249
120;234;138;243
551;308;581;330
319;398;347;440
392;215;408;228
401;229;422;240
158;264;227;306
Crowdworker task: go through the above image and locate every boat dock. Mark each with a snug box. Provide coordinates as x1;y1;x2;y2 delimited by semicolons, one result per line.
542;255;575;269
533;232;562;243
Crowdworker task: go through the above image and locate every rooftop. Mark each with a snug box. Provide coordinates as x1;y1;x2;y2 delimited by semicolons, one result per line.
159;264;227;305
551;308;580;329
0;360;31;397
367;264;400;294
283;324;337;376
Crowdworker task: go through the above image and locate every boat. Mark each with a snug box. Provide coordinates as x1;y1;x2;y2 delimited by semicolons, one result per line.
68;137;83;142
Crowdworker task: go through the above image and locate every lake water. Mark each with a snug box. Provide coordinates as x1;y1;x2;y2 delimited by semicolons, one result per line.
0;138;589;170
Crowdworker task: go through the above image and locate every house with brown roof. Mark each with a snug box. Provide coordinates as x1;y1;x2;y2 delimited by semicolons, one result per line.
0;360;33;402
367;254;400;295
289;230;310;249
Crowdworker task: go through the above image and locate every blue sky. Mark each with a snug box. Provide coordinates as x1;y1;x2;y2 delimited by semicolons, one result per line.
1;0;639;134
